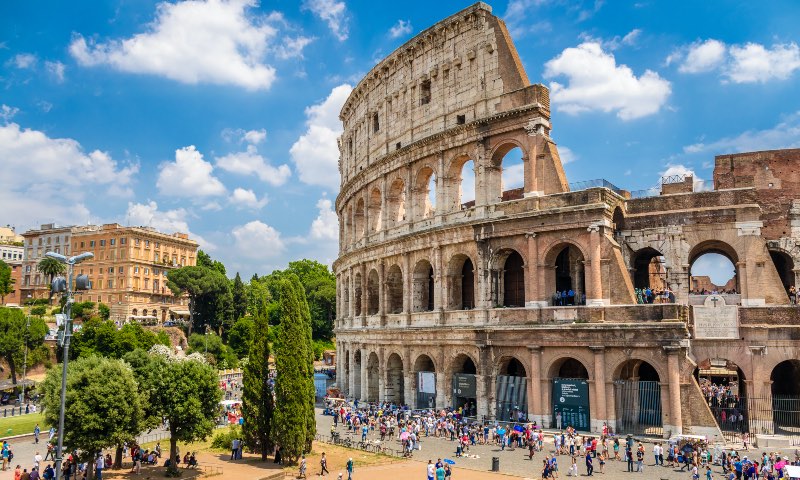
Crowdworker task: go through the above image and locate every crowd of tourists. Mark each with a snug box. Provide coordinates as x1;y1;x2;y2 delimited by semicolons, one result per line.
701;380;749;434
550;290;586;306
690;288;739;295
635;287;675;304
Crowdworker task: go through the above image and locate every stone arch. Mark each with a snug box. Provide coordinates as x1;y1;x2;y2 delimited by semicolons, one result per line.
771;360;800;434
342;274;350;316
768;249;795;294
495;354;529;421
631;247;666;291
694;357;748;434
366;269;380;315
612;206;625;236
354;197;366;239
451;352;478;374
451;352;479;414
613;358;663;434
366;351;380;402
547;356;591;380
413;165;437;220
446;253;476;310
445;154;475;212
386;264;404;314
543;241;586;306
689;240;739;294
344;204;353;245
413;352;437;409
368;187;382;233
386;177;406;228
353;271;363;316
493;248;525;307
489;141;528;204
385;352;405;404
412;258;435;312
132;308;138;316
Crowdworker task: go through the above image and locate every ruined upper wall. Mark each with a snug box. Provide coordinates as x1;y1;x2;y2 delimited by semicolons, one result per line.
337;2;536;184
714;148;800;239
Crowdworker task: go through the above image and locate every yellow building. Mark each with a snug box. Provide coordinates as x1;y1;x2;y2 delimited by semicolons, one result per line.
21;223;199;323
0;226;24;245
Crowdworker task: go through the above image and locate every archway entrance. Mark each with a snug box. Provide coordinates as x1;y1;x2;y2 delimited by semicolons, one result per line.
614;360;662;436
551;358;590;431
769;250;795;297
632;248;666;294
412;260;435;312
366;352;379;402
414;354;436;409
771;360;800;435
385;353;404;405
501;250;525;307
689;242;738;295
451;354;478;416
497;357;527;422
447;255;475;310
386;265;403;314
695;358;748;435
552;245;585;305
367;269;379;315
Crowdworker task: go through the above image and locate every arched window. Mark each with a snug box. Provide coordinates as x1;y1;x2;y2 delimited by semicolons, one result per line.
354;198;366;239
412;260;435;312
367;269;379;315
489;144;526;203
414;167;436;220
386;265;404;314
502;251;525;307
368;188;382;233
387;178;406;227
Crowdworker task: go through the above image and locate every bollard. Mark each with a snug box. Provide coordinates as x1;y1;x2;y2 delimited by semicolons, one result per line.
491;457;500;472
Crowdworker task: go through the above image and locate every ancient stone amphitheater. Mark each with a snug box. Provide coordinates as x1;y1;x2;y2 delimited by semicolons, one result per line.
333;2;800;441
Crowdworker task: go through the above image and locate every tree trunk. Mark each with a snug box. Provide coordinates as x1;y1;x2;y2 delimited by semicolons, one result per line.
168;431;179;476
113;445;123;469
8;356;17;387
86;451;96;480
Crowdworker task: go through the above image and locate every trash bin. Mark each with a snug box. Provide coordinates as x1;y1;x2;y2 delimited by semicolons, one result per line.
491;457;500;472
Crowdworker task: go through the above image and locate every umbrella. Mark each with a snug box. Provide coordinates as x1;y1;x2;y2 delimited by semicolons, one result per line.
513;425;524;432
497;428;506;435
400;431;410;441
444;459;456;465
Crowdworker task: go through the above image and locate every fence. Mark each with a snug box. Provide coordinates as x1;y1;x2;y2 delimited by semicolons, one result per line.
708;395;800;446
614;380;663;437
1;405;40;417
313;433;404;457
568;179;626;196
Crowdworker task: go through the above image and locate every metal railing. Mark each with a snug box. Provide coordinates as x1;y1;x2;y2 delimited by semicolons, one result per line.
313;433;402;457
629;187;660;199
568;179;626;196
661;174;687;184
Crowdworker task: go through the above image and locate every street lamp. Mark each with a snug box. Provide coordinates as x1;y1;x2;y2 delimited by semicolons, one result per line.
46;251;94;480
21;294;32;405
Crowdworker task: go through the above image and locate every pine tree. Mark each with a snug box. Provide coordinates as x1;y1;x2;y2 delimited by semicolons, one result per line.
232;272;247;321
271;276;314;464
242;312;274;459
290;275;317;453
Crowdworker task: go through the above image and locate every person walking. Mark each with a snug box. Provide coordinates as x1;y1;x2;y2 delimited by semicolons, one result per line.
585;451;593;476
33;425;40;445
626;446;634;472
230;438;239;460
298;455;307;479
320;452;329;476
95;453;104;480
346;458;354;480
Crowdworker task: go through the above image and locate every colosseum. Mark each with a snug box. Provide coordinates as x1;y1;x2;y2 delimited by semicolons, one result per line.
332;2;800;442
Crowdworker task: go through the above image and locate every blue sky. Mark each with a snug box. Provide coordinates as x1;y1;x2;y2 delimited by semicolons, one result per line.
1;0;799;279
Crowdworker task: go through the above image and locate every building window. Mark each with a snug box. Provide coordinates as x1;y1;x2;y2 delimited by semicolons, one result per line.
155;242;160;248
80;241;85;248
145;240;150;247
108;267;114;274
100;239;106;247
135;238;140;245
118;267;124;274
107;280;113;289
110;238;115;245
134;266;139;274
55;236;60;244
154;268;160;276
420;80;431;105
90;240;95;247
372;113;379;133
145;268;149;275
456;114;466;125
121;237;126;245
155;253;159;262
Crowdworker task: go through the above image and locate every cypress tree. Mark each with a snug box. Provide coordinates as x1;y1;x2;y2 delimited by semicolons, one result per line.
232;272;247;321
289;275;317;452
242;312;273;459
271;276;313;464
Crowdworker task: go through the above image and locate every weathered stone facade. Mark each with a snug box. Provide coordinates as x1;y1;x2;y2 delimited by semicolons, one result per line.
333;2;800;441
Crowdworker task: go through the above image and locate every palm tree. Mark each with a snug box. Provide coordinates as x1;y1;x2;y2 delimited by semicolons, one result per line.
37;257;66;303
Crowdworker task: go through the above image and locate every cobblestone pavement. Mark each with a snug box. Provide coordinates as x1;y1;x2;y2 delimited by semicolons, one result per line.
315;410;797;480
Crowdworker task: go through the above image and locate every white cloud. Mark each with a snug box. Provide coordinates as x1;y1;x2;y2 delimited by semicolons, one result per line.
290;84;352;190
304;0;348;41
310;197;338;240
125;201;215;250
232;220;285;259
501;162;525;191
157;145;226;197
620;29;641;46
544;42;671;120
229;187;268;209
215;145;291;186
671;39;800;83
660;163;706;191
0;105;19;122
584;28;642;50
12;53;37;69
559;146;577;164
45;61;66;82
242;128;266;145
683;111;800;154
678;39;726;73
69;0;280;90
727;42;800;83
275;36;314;60
388;20;412;39
0;121;137;230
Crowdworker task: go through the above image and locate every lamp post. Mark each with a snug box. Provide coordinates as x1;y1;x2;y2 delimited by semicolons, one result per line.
21;294;32;405
46;251;93;480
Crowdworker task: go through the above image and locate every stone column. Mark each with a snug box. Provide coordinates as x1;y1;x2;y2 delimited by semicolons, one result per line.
378;261;386;319
380;175;388;234
360;346;369;401
587;224;604;306
665;346;683;434
360;263;367;322
525;233;542;307
348;266;355;318
348;347;356;399
403;254;412;319
475;374;488;418
478;344;492;419
434;245;444;315
737;261;751;305
435;152;445;220
404;370;416;408
590;346;608;432
528;347;543;424
378;348;386;402
405;167;415;225
474;140;488;207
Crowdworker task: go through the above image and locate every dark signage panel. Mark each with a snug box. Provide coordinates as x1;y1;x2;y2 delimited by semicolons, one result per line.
452;373;477;398
552;378;591;431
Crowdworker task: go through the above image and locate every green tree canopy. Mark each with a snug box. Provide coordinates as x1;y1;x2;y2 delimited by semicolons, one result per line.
227;316;254;359
197;250;226;275
0;307;49;385
41;356;145;480
262;260;335;340
187;332;238;367
71;318;170;359
0;260;14;304
232;272;247;322
167;265;230;333
242;312;273;459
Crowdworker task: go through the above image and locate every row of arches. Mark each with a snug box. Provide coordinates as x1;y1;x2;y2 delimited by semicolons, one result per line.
340;243;589;316
341;147;526;244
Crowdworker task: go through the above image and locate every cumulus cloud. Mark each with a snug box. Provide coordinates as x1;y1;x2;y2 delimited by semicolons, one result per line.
660;164;706;191
68;0;283;90
0;105;19;122
683;111;800;154
310;197;338;240
388;20;412;39
290;84;352;190
232;220;285;259
275;36;314;60
544;42;671;120
559;146;578;164
229;187;268;209
242;128;266;145
216;145;291;186
45;61;66;82
304;0;348;41
125;201;215;250
670;39;800;83
12;53;37;69
157;145;226;197
0;121;137;229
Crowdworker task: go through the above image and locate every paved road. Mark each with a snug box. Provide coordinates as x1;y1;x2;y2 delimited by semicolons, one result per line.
315;410;798;480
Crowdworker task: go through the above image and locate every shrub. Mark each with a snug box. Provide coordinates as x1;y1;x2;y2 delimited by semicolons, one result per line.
210;425;242;450
24;298;49;306
51;307;61;315
31;306;47;316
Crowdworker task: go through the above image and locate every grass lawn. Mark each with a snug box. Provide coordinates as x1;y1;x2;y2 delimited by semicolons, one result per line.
0;412;46;438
